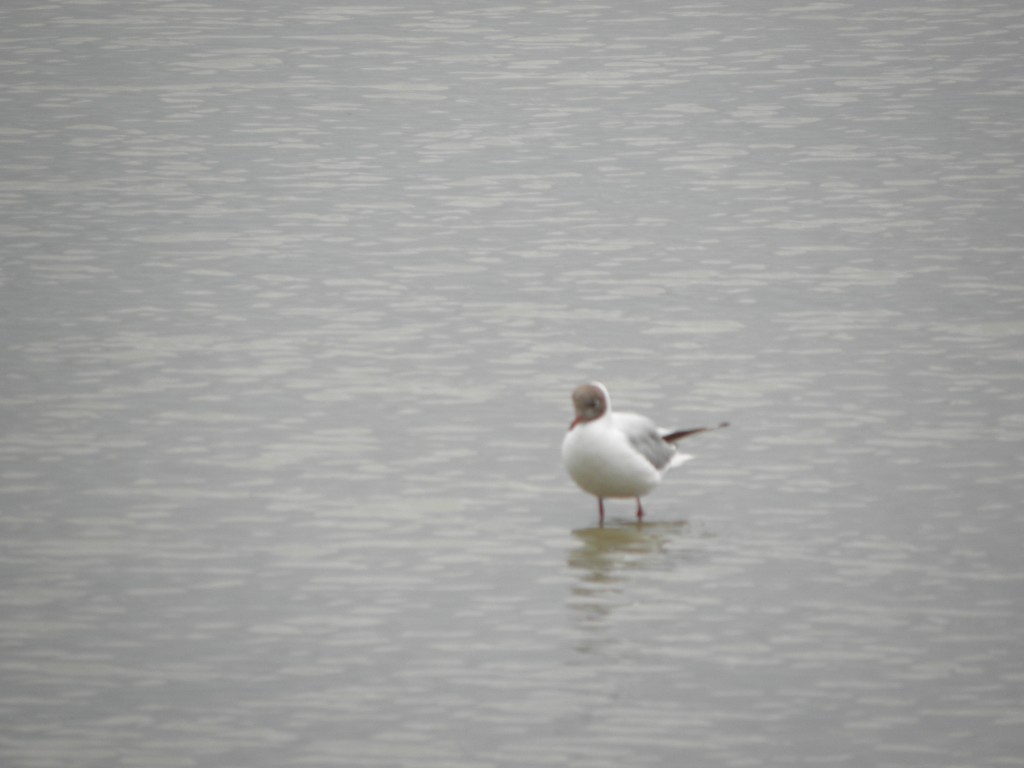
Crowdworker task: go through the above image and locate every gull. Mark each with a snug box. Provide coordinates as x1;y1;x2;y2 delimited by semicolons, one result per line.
562;382;728;525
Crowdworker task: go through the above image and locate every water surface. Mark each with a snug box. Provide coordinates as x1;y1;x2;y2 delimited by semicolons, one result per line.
2;1;1023;766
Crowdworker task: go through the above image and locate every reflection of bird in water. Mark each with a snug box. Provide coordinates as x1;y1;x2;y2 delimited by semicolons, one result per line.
569;523;683;586
562;382;728;526
567;522;700;654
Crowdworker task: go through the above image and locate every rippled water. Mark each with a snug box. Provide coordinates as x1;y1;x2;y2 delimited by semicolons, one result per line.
2;1;1023;766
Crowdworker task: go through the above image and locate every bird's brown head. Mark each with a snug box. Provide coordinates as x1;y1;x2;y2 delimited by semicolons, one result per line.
570;383;609;428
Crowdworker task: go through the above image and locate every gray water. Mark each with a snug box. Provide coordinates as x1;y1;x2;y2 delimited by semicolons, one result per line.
2;1;1023;766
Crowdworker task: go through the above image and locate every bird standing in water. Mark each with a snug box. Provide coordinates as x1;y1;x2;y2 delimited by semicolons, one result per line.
562;382;728;525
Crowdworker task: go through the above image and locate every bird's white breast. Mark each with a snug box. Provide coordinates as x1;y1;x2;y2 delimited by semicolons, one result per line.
561;418;662;499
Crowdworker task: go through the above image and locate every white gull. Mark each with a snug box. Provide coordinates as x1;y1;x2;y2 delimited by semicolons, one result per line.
561;382;728;525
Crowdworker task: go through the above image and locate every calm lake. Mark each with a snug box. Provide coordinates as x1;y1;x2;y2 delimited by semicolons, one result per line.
2;1;1023;766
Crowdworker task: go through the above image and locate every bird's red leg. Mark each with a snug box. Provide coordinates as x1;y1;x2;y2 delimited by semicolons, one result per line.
598;498;605;527
635;498;644;521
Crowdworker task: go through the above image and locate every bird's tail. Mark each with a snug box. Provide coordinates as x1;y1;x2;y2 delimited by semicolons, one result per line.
661;422;730;443
669;452;695;468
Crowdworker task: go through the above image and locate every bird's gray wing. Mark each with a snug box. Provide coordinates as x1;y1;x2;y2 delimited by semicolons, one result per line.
614;412;676;471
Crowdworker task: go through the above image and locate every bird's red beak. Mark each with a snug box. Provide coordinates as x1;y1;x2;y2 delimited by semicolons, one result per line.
569;417;580;431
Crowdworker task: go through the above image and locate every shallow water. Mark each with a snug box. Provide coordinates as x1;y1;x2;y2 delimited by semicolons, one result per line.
2;1;1023;766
